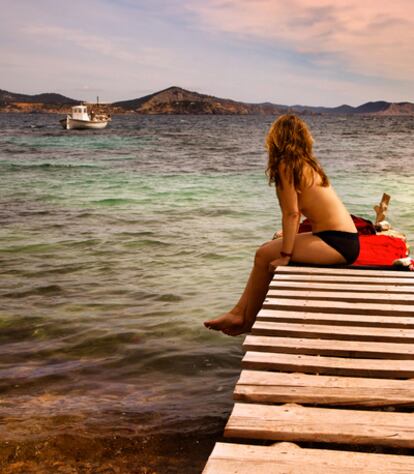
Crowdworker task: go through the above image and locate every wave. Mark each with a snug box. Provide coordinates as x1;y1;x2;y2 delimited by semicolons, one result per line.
92;198;139;206
116;231;155;237
155;294;183;302
199;252;227;260
2;284;64;298
198;208;249;217
2;242;59;253
123;238;171;248
1;162;99;171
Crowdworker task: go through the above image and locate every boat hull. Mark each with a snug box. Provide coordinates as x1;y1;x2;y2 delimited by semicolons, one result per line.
60;117;109;130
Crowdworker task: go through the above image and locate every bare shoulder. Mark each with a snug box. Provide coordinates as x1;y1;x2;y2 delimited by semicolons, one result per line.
301;163;324;189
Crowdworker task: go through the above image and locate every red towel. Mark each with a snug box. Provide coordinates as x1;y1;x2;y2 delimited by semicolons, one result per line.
352;235;408;266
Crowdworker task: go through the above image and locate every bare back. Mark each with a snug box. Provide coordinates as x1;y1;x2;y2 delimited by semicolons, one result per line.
297;167;356;233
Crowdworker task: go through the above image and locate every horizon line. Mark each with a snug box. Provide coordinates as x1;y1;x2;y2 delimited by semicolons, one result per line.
1;85;413;109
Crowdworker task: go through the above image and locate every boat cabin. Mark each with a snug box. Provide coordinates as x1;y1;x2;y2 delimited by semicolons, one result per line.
71;105;89;121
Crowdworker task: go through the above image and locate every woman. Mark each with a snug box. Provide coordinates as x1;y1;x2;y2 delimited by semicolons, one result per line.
204;114;359;336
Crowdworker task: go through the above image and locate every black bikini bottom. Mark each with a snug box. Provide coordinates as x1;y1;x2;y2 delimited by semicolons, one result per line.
313;230;360;264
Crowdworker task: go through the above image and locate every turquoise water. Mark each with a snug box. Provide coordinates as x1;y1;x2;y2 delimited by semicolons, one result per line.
1;113;414;469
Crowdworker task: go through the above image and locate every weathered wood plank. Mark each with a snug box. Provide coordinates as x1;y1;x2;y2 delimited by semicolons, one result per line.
204;263;414;472
252;321;414;343
263;297;414;316
267;289;414;304
224;403;414;448
273;274;414;285
242;351;414;377
243;334;414;359
275;267;414;278
203;442;414;474
257;309;414;329
270;280;414;294
234;370;414;406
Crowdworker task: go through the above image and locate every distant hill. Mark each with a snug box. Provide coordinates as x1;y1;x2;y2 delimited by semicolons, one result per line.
354;101;390;114
113;86;286;115
290;104;356;114
0;89;78;106
290;101;414;115
357;102;414;115
0;89;79;113
1;86;414;115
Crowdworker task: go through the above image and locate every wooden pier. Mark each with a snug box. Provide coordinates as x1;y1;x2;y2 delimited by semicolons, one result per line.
203;265;414;473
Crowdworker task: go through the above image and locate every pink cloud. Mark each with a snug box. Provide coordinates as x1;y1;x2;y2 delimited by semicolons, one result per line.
186;0;414;80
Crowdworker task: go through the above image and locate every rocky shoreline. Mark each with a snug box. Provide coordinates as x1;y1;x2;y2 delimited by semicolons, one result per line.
0;429;223;474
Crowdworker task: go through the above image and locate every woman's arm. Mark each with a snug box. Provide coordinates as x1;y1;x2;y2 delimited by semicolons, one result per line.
276;164;301;257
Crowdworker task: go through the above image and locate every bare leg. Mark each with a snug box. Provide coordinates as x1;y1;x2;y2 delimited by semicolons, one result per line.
231;240;272;314
204;240;280;335
204;233;346;336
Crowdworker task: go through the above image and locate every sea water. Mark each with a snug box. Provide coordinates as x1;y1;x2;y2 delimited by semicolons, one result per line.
1;113;414;470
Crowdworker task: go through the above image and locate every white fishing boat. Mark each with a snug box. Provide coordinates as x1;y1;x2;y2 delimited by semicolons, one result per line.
60;104;111;130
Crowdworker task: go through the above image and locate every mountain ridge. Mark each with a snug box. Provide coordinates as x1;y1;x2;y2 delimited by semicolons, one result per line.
1;86;413;115
0;89;77;105
112;86;288;115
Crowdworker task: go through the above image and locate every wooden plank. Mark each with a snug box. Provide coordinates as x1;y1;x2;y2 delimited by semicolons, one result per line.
224;403;414;448
263;297;414;316
273;274;414;285
257;309;414;329
252;321;414;343
275;266;414;278
266;289;414;304
242;351;414;378
234;370;414;406
243;334;414;359
270;280;414;294
203;442;414;474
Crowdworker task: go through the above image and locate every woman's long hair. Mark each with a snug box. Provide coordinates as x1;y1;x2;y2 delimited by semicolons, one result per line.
265;114;329;190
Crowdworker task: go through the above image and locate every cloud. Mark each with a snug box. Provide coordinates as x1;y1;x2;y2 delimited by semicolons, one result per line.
2;0;413;104
185;0;414;81
22;24;172;67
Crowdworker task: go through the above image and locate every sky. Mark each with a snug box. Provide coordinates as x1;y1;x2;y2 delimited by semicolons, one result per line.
1;0;414;106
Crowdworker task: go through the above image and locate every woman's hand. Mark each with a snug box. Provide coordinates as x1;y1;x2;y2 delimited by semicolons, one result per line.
269;255;291;272
272;229;283;240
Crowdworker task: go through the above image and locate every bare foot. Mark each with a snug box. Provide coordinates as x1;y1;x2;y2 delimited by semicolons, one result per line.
204;311;246;336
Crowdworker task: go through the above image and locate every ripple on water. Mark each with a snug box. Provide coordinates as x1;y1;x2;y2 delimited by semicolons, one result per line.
155;294;183;302
125;239;171;248
2;284;64;298
91;198;139;205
